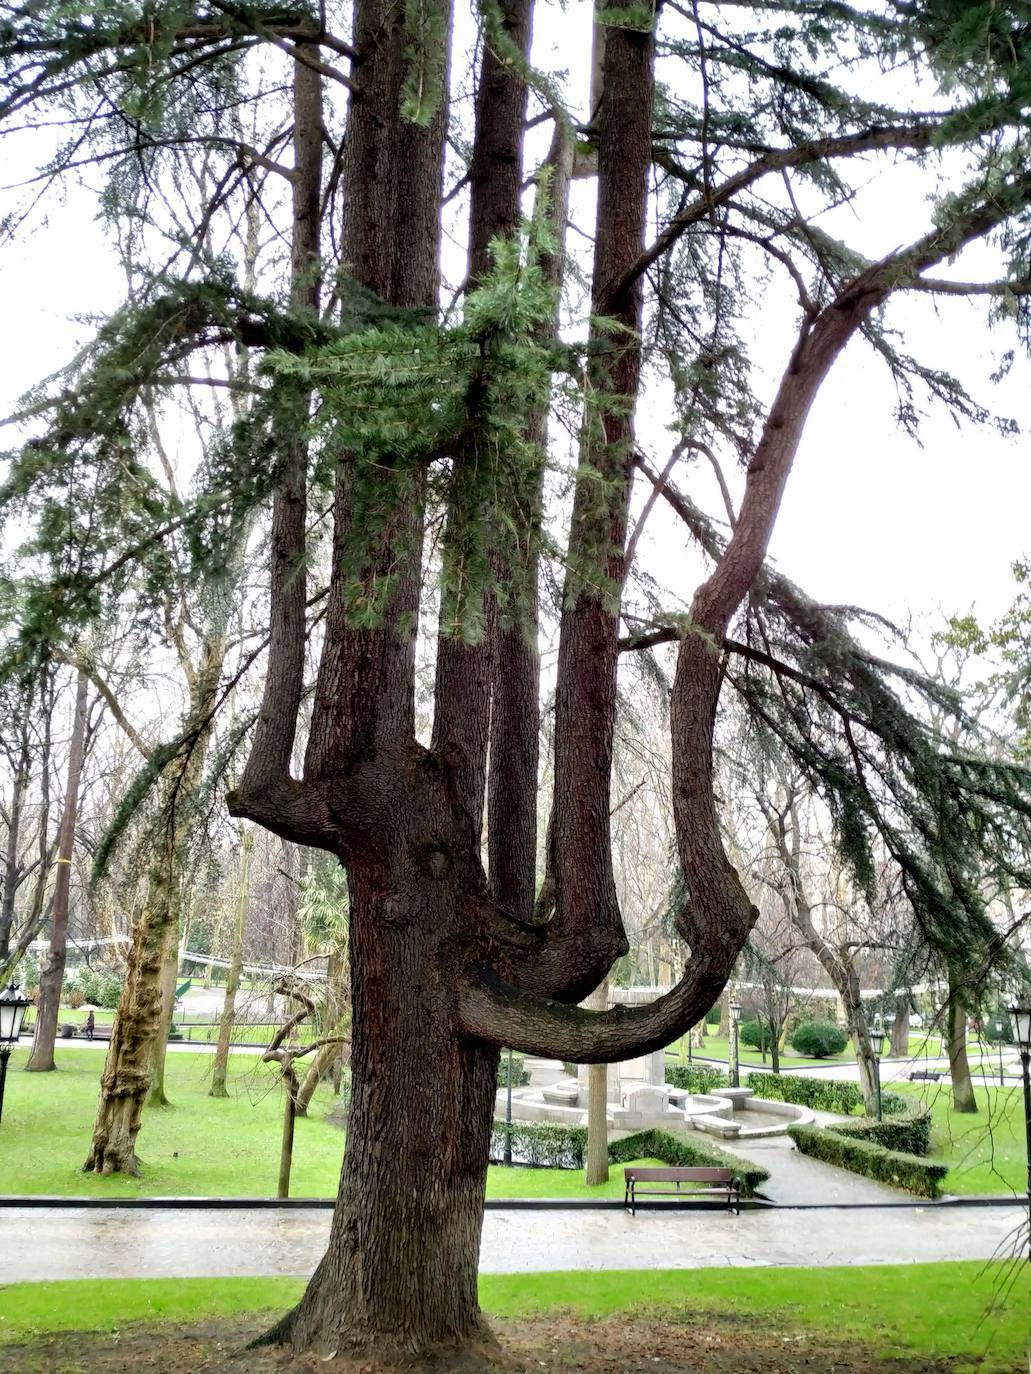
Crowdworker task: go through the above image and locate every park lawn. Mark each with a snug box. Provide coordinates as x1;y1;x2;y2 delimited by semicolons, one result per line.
0;1047;347;1199
0;1048;666;1202
896;1080;1026;1196
1;1263;1027;1372
666;1033;855;1069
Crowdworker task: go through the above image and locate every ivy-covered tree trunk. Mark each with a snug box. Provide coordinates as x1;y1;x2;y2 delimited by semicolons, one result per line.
83;667;222;1171
26;668;89;1073
146;921;180;1107
210;828;252;1098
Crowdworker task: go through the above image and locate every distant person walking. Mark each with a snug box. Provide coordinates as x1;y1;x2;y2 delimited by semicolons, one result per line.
84;1010;95;1041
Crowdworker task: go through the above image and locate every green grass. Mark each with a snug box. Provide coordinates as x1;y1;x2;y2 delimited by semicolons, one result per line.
667;1032;855;1068
1;1264;1027;1371
896;1081;1027;1196
0;1048;666;1201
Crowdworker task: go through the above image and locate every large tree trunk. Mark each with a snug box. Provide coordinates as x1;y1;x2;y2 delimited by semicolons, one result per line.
263;862;500;1357
26;668;89;1073
946;967;977;1113
210;828;253;1098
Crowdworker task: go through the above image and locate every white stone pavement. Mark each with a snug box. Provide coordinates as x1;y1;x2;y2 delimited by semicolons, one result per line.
1;1203;1025;1284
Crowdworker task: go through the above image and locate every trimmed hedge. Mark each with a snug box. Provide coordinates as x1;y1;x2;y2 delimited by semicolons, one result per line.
745;1071;863;1115
487;1121;769;1196
790;1020;848;1057
830;1106;932;1157
665;1064;729;1093
787;1123;948;1198
489;1121;587;1168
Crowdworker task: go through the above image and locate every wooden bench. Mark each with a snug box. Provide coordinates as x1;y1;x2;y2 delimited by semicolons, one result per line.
908;1069;942;1082
624;1166;741;1215
58;1022;113;1042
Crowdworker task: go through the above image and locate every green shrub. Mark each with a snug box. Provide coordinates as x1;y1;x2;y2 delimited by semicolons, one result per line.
790;1020;848;1058
610;1129;769;1198
746;1071;863;1115
561;1061;578;1077
880;1090;908;1117
666;1064;729;1093
497;1053;531;1089
98;972;123;1010
830;1106;932;1157
739;1019;775;1051
787;1124;948;1198
79;970;102;1005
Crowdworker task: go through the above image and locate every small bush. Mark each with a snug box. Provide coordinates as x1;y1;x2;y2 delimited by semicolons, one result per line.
561;1061;578;1077
830;1107;932;1157
739;1019;775;1052
98;972;123;1010
497;1053;531;1089
66;987;85;1009
746;1071;864;1115
790;1020;848;1058
666;1064;729;1093
788;1123;948;1198
79;970;102;1005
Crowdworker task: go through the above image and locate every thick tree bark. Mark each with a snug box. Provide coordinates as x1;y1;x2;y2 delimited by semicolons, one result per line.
210;828;252;1098
263;845;500;1357
946;967;977;1113
26;668;88;1073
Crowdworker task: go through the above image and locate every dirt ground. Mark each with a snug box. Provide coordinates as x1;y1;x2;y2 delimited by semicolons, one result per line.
2;1312;978;1374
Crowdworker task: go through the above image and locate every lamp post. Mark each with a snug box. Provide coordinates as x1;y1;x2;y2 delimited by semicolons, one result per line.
868;1019;886;1122
503;1047;514;1167
0;982;31;1126
1009;1005;1031;1263
729;999;743;1089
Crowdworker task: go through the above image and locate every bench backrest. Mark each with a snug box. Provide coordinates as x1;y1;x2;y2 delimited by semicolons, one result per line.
624;1166;732;1183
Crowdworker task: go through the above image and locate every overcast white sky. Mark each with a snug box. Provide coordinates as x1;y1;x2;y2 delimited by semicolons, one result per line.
0;1;1028;641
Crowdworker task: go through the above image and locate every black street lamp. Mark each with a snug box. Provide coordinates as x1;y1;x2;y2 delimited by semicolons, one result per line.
868;1018;887;1122
1009;1005;1031;1263
0;982;31;1126
503;1047;514;1167
729;999;743;1089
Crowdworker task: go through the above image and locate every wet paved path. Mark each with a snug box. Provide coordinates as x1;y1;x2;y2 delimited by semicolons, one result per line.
2;1202;1023;1283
